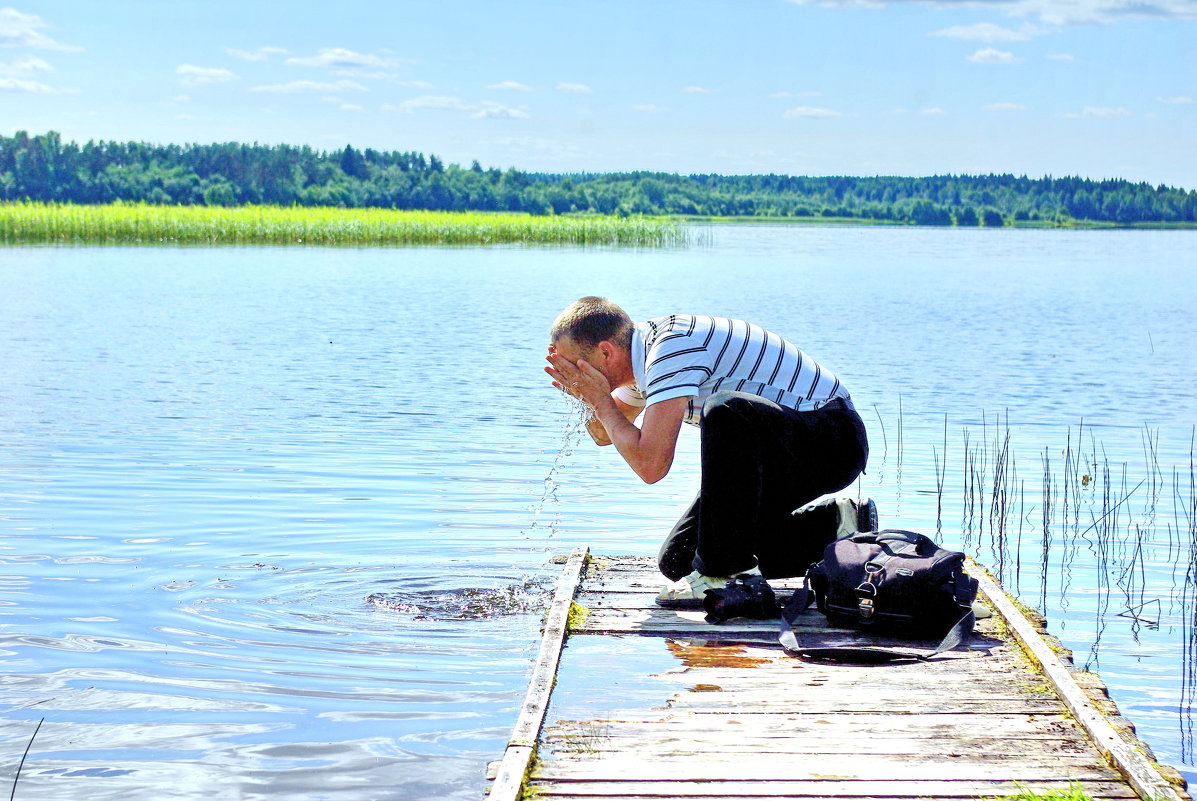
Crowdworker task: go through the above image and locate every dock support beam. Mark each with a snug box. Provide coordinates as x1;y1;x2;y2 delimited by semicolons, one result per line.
489;546;588;801
972;562;1184;801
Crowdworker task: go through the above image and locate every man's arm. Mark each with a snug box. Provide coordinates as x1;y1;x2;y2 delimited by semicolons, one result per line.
585;396;641;446
591;394;688;484
545;350;688;484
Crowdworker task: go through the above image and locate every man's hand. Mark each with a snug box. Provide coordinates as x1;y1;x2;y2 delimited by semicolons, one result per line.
545;346;616;445
544;349;612;409
545;345;684;483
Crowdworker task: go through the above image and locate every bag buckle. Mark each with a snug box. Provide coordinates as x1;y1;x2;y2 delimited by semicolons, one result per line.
855;562;884;620
855;563;884;597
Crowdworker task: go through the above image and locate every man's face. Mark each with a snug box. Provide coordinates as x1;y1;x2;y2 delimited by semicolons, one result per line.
550;335;631;388
550;335;596;374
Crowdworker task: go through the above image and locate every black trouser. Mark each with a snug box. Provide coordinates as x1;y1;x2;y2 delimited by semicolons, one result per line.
657;391;868;581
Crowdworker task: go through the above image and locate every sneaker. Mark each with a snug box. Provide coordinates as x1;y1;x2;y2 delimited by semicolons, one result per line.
656;567;762;609
835;496;878;539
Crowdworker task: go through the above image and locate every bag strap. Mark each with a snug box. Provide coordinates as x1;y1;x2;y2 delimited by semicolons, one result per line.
778;586;975;663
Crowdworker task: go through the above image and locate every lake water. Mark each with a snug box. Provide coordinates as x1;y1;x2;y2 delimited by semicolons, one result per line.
1;225;1196;800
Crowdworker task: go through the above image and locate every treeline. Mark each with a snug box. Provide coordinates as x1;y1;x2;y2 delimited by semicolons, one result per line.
3;130;1195;226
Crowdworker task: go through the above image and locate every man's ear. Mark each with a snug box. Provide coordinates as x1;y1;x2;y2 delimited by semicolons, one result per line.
595;340;617;363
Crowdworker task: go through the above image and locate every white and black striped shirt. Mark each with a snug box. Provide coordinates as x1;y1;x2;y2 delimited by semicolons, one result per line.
614;315;850;425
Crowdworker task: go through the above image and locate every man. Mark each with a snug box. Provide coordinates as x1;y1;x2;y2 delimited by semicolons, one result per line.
545;296;874;607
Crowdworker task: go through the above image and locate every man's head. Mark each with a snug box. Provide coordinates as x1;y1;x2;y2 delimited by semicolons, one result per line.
549;296;635;388
550;296;633;353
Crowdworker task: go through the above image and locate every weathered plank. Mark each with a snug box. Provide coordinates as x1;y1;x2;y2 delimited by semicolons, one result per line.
524;779;1140;798
542;733;1094;755
545;712;1085;737
532;756;1121;781
658;691;1065;710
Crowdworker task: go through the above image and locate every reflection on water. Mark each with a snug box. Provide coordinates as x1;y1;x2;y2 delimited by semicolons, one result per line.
1;229;1195;798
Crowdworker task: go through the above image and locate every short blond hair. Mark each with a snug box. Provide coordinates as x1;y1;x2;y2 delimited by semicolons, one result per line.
550;296;633;351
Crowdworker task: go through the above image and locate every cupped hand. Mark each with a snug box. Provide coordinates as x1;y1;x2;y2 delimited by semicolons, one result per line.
545;351;611;407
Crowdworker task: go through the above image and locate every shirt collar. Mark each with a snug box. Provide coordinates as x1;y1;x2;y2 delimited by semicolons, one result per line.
630;321;648;391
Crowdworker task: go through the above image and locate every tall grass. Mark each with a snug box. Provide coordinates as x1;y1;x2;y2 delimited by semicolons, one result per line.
0;202;688;247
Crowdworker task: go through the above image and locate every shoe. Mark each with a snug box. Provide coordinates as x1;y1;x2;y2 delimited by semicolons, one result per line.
835;496;878;539
656;567;762;609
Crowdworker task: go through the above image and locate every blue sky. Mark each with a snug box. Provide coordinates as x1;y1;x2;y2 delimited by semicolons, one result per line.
3;1;1195;187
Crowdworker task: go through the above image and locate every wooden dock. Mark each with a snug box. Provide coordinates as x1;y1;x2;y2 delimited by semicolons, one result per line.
489;547;1190;801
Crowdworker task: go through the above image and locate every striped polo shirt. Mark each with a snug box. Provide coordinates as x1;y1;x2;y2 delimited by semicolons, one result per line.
614;315;851;425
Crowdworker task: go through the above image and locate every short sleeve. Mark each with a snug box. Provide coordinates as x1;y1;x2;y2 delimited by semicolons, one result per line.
613;384;647;407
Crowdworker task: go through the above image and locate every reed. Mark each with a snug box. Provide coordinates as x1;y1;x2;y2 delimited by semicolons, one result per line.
0;201;688;247
871;406;1195;662
989;780;1094;801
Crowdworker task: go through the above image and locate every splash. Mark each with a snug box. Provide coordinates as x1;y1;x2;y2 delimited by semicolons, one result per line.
522;396;592;540
366;578;552;620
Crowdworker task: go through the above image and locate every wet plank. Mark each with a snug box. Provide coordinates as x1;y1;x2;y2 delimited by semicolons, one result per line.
529;779;1140;798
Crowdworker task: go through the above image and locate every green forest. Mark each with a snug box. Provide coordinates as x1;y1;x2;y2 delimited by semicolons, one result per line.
3;130;1195;226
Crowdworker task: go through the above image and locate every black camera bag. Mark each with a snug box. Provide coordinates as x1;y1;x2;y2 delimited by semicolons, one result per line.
780;529;979;662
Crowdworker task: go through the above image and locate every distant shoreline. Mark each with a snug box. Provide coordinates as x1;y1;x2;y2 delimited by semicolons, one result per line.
680;215;1197;230
2;203;1193;250
4;132;1195;230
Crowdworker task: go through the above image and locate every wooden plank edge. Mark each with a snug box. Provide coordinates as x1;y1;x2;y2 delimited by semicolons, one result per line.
488;545;589;801
970;557;1186;801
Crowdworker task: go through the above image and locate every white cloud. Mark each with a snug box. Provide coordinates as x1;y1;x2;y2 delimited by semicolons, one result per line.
224;46;289;61
0;7;80;50
0;55;50;75
770;90;822;99
681;85;711;94
384;95;470;113
175;113;197;121
177;64;238;86
0;76;54;92
929;22;1038;42
984;101;1027;110
382;95;528;118
340;103;364;112
1048;52;1077;61
557;81;592;93
473;102;529;119
783;0;1197;25
250;79;367;93
967;48;1023;64
633;103;662;113
285;48;400;69
921;106;948;115
1159;95;1193;104
783;105;842;118
173;94;190;103
1061;105;1132;118
488;80;532;91
336;71;432;86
